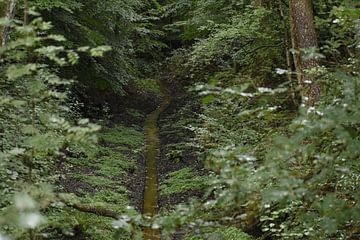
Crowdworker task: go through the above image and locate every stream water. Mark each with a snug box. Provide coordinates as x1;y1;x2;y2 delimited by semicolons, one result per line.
143;81;171;240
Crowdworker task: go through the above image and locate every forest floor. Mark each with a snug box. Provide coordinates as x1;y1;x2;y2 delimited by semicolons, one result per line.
158;81;206;210
50;115;146;239
157;81;207;239
46;79;208;239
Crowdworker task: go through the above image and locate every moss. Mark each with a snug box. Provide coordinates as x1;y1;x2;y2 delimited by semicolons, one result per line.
72;174;115;188
94;162;127;177
126;108;145;121
48;123;144;239
117;186;127;194
100;125;143;148
134;78;161;94
91;152;135;177
74;142;100;159
114;145;131;152
47;207;118;240
79;190;128;213
160;168;208;196
185;226;252;240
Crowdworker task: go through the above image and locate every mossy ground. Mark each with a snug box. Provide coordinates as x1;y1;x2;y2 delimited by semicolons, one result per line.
134;78;162;95
185;226;252;240
48;120;144;239
157;84;207;215
160;167;208;196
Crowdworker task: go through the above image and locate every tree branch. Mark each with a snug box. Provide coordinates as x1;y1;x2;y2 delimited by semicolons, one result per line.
72;203;119;219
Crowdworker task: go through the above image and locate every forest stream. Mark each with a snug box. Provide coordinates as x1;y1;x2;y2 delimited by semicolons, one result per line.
1;1;358;239
143;81;171;240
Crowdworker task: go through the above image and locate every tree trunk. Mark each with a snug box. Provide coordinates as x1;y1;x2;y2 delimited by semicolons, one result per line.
290;0;320;106
0;0;17;46
23;0;28;25
279;0;297;105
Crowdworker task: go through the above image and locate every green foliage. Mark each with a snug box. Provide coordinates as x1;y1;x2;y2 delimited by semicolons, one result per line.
47;207;117;240
40;0;166;96
47;123;143;239
160;168;207;196
126;108;145;121
314;0;360;59
1;0;360;240
257;71;360;239
181;26;359;240
185;226;252;240
134;78;162;95
32;0;83;12
135;1;360;240
0;9;110;239
100;125;144;148
162;0;253;41
162;3;284;86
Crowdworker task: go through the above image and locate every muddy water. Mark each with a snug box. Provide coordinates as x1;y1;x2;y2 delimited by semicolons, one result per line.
143;81;171;240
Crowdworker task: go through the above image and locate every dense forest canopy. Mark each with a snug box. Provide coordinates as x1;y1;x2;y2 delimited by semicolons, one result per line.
0;0;359;240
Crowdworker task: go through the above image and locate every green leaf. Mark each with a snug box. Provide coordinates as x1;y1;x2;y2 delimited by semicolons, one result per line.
6;64;37;80
90;46;112;57
202;95;215;105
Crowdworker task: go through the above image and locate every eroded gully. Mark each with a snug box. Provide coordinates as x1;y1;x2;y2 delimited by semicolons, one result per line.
143;80;171;240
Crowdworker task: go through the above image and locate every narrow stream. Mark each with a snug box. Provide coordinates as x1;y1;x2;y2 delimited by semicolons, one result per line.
143;81;171;240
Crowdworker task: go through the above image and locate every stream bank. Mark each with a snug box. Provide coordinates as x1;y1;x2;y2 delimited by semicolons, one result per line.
143;80;171;240
48;87;161;239
158;81;205;208
48;76;206;240
156;80;208;239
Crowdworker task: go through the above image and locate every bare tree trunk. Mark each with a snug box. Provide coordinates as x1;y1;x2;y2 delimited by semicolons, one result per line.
279;0;297;105
0;0;17;46
23;0;28;25
290;0;320;106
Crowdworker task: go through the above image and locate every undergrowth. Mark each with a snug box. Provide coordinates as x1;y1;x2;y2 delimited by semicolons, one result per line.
185;226;252;240
134;78;162;95
160;168;208;196
48;123;144;239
